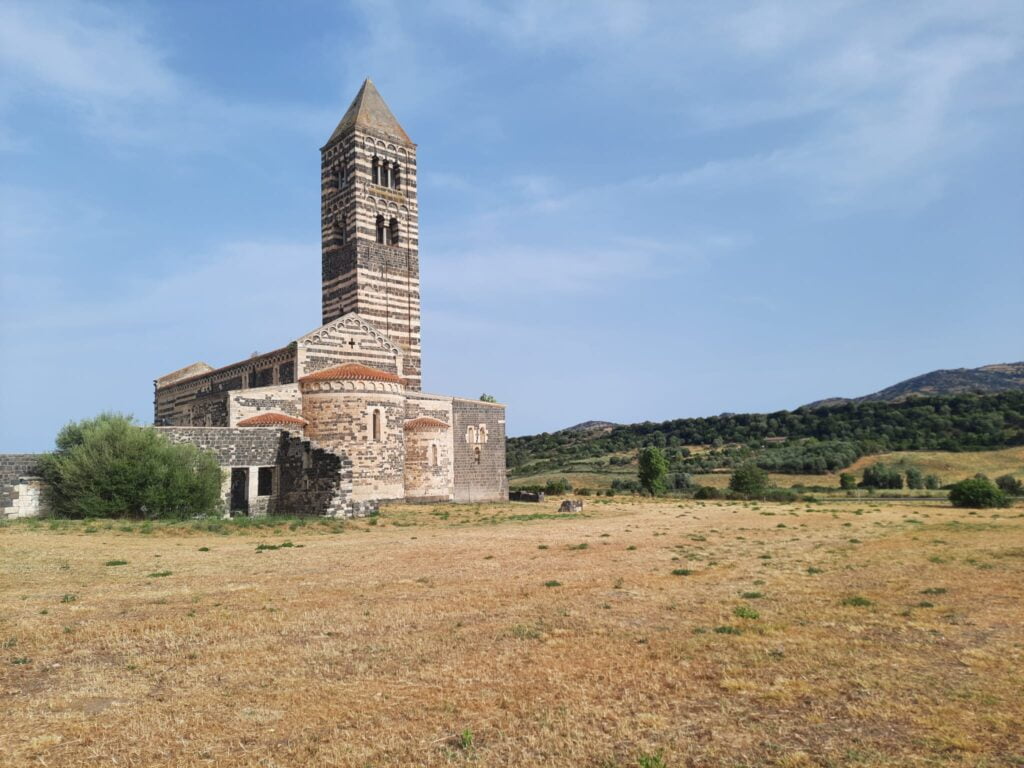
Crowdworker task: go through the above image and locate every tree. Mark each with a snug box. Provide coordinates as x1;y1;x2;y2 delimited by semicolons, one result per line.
924;474;941;490
638;446;669;495
948;476;1010;509
39;413;223;519
905;467;925;490
729;462;769;496
860;463;903;490
479;393;497;403
995;474;1023;496
839;472;857;490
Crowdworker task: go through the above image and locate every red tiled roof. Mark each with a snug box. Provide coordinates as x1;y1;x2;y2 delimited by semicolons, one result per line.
299;363;404;385
404;416;450;431
236;412;308;427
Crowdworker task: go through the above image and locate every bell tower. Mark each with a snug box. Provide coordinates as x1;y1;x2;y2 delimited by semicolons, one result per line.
320;79;421;391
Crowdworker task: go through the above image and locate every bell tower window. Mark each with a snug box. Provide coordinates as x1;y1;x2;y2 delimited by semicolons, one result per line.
376;215;386;244
372;156;380;185
389;217;399;246
392;164;401;189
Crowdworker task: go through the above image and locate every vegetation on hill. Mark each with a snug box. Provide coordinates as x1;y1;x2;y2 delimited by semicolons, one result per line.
508;392;1024;477
40;413;222;519
804;361;1024;408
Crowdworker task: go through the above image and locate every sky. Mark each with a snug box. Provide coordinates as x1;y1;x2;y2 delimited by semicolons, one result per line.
1;0;1022;451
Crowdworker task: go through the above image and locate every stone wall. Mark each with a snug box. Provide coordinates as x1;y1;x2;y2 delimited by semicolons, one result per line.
404;393;454;500
451;399;508;503
1;454;47;519
157;427;373;518
228;384;302;425
154;346;297;425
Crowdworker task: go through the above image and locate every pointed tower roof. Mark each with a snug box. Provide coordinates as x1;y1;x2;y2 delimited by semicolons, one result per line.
326;79;412;146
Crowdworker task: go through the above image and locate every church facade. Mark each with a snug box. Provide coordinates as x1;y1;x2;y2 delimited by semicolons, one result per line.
153;80;507;517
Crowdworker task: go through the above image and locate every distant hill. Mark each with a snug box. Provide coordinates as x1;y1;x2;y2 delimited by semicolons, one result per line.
560;421;618;434
805;362;1024;409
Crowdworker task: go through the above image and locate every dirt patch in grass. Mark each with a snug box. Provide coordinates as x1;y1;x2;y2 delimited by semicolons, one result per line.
1;498;1022;766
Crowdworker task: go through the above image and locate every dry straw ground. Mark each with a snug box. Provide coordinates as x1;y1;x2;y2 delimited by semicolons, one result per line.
1;498;1022;767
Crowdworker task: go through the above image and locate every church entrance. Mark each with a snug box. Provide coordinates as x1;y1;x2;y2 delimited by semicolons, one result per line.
230;468;249;515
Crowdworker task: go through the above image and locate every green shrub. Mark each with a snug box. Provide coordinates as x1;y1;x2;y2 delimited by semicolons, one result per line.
924;474;942;490
949;476;1010;509
839;472;857;490
694;486;721;500
860;463;903;490
40;413;222;519
543;478;572;496
905;467;925;490
729;462;769;495
995;474;1023;496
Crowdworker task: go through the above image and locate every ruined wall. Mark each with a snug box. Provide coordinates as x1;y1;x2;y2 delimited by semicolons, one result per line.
451;399;508;503
157;427;372;518
1;454;47;519
301;379;406;502
227;384;302;425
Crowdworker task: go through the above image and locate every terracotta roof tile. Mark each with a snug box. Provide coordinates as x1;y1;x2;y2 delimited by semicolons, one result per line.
299;362;404;385
404;416;450;431
236;412;308;427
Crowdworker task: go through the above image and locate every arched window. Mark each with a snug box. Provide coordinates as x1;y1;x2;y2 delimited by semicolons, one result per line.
371;156;380;185
478;424;488;444
431;444;438;467
474;446;481;464
372;409;381;441
376;215;386;244
389;217;399;246
467;426;477;444
381;161;390;188
392;164;401;189
337;164;346;188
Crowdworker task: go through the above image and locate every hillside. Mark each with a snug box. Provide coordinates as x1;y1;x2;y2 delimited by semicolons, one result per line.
507;391;1024;487
805;362;1024;409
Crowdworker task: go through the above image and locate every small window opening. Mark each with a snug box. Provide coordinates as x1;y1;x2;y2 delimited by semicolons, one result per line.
337;165;346;188
431;444;439;467
371;156;380;185
474;446;481;464
376;214;386;244
257;467;274;496
392;163;401;189
389;217;399;246
372;409;382;441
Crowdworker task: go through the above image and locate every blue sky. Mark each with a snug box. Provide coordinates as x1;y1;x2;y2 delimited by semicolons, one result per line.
1;0;1022;451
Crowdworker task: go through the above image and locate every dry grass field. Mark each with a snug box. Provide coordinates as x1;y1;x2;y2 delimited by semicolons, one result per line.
2;498;1023;767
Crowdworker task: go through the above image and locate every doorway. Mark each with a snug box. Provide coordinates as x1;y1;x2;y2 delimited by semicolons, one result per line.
230;468;249;515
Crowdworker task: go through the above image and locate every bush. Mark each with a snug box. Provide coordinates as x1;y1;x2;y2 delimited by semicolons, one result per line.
948;476;1011;509
839;472;857;490
543;478;572;496
924;474;941;490
905;467;925;490
860;463;903;490
670;472;693;491
729;462;769;495
40;413;223;519
694;486;721;500
995;474;1023;496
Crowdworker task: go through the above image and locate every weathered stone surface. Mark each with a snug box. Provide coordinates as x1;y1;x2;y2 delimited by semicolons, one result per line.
0;454;48;519
558;500;584;514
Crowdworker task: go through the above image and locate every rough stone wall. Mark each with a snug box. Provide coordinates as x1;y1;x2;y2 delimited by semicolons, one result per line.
301;380;406;502
451;399;508;503
321;126;421;390
295;314;404;379
157;427;372;518
154;346;297;425
228;384;302;425
1;454;47;519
